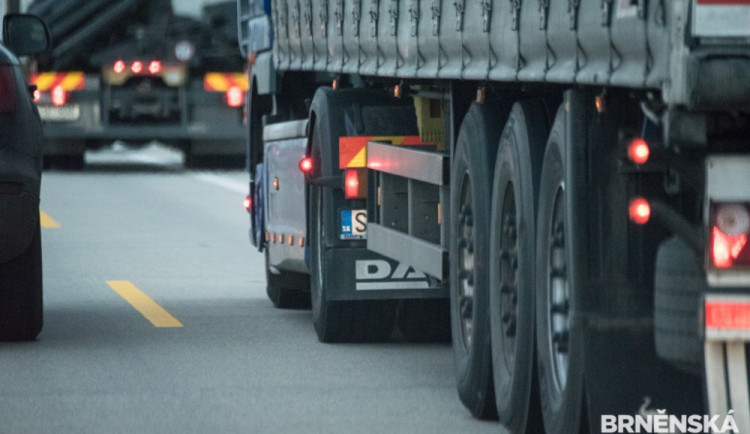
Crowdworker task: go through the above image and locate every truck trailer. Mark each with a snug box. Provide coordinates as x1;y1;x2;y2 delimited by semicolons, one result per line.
238;0;750;431
27;0;247;168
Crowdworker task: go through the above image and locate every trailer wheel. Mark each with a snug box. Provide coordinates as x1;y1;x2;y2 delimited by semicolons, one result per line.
450;102;509;420
535;108;586;434
654;237;703;372
309;185;396;342
0;224;43;341
489;102;547;432
265;250;310;309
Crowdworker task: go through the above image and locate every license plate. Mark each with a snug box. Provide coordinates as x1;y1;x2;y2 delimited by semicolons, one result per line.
340;209;367;240
38;104;80;121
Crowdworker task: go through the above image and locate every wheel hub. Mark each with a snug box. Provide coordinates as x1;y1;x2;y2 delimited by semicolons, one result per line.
457;176;475;351
547;186;571;391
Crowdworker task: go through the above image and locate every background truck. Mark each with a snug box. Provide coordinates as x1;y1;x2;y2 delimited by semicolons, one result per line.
238;0;750;431
27;0;247;169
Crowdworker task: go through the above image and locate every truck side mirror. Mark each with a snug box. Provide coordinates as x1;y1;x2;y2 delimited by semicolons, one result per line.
3;14;50;56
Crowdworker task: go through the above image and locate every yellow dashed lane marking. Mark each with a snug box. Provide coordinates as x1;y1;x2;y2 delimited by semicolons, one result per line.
40;211;60;228
106;281;183;328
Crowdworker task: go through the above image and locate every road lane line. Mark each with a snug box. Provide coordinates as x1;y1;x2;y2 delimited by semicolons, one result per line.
40;211;60;228
106;281;183;328
192;173;247;195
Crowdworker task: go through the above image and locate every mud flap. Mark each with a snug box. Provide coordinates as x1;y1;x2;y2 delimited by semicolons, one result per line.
322;247;447;301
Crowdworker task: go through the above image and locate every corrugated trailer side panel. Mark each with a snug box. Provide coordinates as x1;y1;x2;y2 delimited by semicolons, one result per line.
545;0;578;83
436;0;463;79
461;0;491;81
272;0;671;91
273;0;291;70
341;0;361;75
488;0;520;81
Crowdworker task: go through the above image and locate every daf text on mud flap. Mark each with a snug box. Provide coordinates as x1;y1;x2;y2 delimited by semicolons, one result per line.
355;260;430;290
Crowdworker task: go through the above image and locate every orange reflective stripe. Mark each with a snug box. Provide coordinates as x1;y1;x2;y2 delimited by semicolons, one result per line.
204;73;249;91
31;72;57;91
32;72;84;91
60;72;84;91
338;135;428;169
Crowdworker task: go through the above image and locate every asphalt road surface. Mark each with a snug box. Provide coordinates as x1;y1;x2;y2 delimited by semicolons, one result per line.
1;144;502;434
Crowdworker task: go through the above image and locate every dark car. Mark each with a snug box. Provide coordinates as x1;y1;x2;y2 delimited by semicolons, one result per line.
0;14;50;341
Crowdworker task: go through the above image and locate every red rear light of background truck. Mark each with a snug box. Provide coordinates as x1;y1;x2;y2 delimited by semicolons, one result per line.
52;85;67;107
710;203;750;269
226;86;243;108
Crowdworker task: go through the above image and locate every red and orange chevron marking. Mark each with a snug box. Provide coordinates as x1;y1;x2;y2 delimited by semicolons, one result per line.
203;73;249;92
31;72;85;91
339;136;428;169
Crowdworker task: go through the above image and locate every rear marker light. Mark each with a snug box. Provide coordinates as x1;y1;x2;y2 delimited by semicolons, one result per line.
629;197;651;225
627;138;650;165
149;61;162;75
299;157;313;174
33;89;41;103
113;60;126;74
52;85;66;107
226;86;243;108
243;196;252;212
131;61;143;74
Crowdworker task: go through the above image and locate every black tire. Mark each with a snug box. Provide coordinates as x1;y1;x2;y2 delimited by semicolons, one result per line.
396;299;451;343
265;250;310;309
450;102;510;420
309;185;397;342
489;101;547;433
535;107;586;434
0;224;43;341
654;237;703;372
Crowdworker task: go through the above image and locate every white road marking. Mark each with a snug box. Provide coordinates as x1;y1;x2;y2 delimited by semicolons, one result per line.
192;173;248;195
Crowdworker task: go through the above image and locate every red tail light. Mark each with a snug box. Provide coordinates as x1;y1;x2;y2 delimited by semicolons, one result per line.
712;227;748;269
52;85;66;107
710;203;750;269
243;196;253;213
627;138;650;165
629;197;651;225
33;89;41;103
225;86;243;108
148;61;162;75
705;299;750;330
0;66;17;113
113;60;126;74
344;168;367;199
299;157;313;174
345;169;360;199
131;61;143;74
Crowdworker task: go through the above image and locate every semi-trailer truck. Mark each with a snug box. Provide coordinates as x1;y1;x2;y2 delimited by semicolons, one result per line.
238;0;750;431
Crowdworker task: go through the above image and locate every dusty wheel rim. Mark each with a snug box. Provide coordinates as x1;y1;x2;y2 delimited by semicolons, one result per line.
498;183;519;370
457;173;475;351
546;184;571;392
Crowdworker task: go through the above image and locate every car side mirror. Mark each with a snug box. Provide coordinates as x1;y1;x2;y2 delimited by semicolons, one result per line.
3;14;50;56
